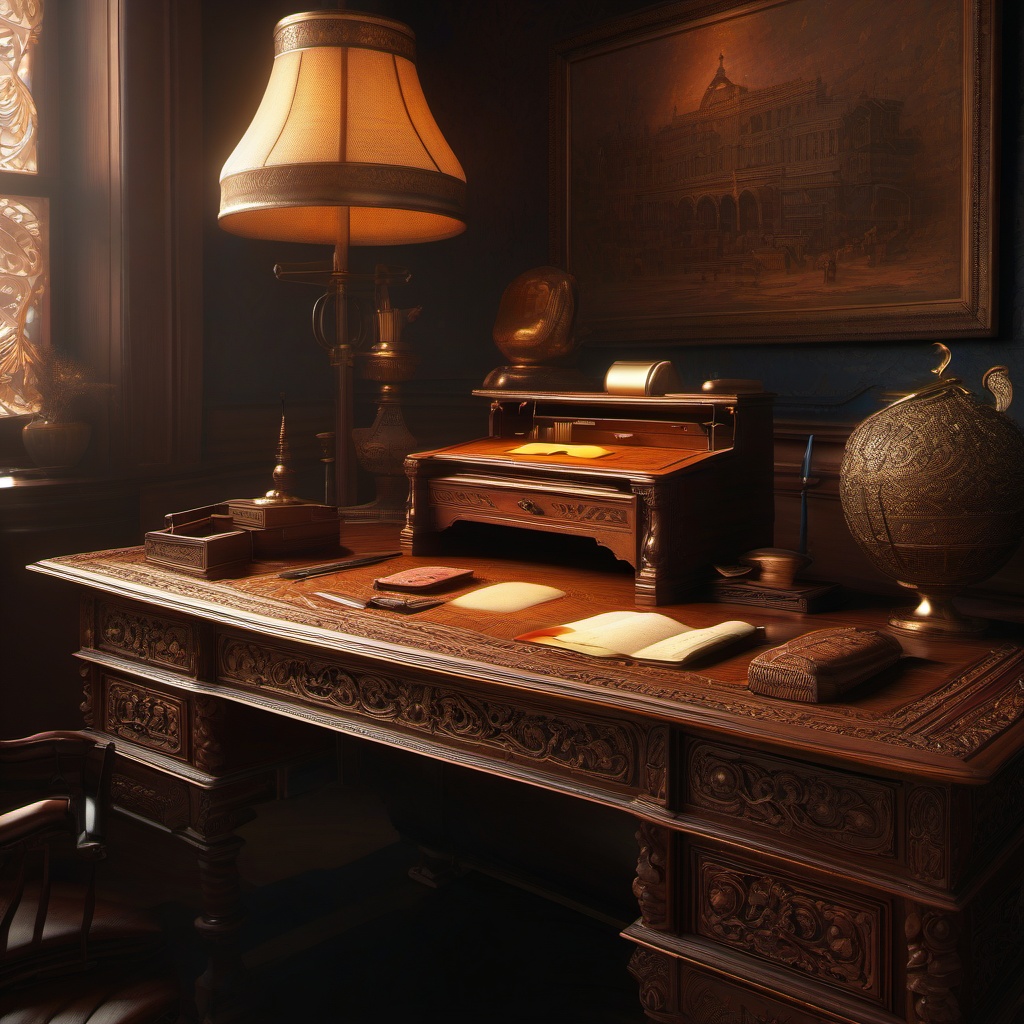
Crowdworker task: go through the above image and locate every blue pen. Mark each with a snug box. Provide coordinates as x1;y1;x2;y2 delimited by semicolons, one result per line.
799;435;814;555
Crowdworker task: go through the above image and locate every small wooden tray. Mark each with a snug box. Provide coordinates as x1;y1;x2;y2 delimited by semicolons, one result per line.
144;518;251;580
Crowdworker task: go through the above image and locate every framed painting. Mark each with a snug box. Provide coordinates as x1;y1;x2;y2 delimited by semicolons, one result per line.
551;0;999;344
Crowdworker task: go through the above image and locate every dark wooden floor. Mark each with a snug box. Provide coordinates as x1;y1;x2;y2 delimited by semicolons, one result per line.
99;779;646;1024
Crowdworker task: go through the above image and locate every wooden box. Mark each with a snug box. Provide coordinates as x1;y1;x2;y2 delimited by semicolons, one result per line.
144;516;251;580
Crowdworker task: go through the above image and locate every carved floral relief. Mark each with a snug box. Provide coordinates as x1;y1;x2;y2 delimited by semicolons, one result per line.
698;856;880;998
218;635;651;789
688;742;895;856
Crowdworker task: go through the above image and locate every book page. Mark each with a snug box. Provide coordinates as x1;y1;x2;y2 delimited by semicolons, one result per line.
525;611;690;657
632;620;755;662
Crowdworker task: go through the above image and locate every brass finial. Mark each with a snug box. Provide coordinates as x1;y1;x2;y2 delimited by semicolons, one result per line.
931;342;952;377
255;395;300;504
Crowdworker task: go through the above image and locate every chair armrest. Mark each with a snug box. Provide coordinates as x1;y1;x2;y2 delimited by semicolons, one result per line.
0;799;73;847
0;732;101;772
0;732;113;854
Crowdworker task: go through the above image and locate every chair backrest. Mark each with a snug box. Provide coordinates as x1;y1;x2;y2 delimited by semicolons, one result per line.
0;731;114;970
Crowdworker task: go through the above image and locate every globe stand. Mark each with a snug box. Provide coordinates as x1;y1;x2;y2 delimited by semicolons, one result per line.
889;586;988;638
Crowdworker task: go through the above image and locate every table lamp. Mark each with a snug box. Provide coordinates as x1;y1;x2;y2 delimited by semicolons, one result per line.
218;8;466;510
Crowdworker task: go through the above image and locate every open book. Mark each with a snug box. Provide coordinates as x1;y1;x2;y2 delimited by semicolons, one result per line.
516;611;756;664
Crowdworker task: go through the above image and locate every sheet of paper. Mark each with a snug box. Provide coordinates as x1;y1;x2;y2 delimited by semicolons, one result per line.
507;442;611;459
449;582;566;613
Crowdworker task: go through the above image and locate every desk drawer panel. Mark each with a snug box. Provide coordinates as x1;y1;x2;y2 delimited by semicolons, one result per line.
90;666;330;776
428;478;635;533
690;845;886;1005
685;740;897;861
93;600;201;676
100;672;189;761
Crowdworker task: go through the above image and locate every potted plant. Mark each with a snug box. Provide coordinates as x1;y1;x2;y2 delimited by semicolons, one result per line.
21;349;109;472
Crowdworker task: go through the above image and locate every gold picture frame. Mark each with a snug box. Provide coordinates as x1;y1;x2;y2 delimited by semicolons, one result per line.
551;0;999;344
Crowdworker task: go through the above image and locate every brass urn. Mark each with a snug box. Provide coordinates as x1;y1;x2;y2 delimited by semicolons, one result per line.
840;346;1024;636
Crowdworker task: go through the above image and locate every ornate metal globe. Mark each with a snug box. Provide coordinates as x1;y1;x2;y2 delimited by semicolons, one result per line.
840;351;1024;636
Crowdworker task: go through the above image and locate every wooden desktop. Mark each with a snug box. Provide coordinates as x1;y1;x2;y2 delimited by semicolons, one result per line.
29;525;1024;1024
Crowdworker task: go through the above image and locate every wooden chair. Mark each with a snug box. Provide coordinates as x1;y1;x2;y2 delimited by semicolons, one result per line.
0;731;181;1023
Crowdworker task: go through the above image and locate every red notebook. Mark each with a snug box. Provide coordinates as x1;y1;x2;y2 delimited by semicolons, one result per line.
373;565;474;592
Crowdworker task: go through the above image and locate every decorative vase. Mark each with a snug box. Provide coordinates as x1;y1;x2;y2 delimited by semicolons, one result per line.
21;419;92;472
839;352;1024;636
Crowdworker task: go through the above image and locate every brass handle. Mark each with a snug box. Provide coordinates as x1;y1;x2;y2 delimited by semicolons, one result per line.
517;499;544;515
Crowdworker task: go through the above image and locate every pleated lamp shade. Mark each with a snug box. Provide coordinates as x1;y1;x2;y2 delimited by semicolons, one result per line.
218;11;467;247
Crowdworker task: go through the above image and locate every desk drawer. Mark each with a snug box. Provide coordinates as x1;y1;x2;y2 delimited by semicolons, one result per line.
427;476;636;561
684;740;898;862
91;598;202;677
86;665;332;776
98;672;190;762
689;844;887;1006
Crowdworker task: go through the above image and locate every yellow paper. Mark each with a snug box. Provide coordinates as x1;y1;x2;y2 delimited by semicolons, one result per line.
507;442;611;459
449;582;566;613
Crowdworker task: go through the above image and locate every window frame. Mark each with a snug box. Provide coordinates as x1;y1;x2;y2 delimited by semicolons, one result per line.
51;0;203;471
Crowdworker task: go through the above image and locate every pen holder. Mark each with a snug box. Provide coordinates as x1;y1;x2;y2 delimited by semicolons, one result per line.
741;548;813;589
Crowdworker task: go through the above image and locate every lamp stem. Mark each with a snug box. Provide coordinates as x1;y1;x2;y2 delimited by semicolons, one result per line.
332;229;357;509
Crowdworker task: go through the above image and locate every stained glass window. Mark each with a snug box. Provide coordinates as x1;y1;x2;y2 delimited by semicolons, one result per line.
0;193;46;415
0;0;45;418
0;1;40;174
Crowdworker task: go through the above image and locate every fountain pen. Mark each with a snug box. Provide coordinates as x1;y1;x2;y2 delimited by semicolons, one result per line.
277;551;401;580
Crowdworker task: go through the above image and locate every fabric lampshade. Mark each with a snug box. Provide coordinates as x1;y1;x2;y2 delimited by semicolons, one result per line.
218;11;467;247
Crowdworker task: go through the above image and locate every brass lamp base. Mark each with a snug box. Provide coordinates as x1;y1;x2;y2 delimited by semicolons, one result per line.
338;478;409;524
888;587;988;638
343;400;414;524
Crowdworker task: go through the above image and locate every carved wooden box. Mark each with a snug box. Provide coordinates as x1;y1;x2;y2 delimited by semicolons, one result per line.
144;519;251;580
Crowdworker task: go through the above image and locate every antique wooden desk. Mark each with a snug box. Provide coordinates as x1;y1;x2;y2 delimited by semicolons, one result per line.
29;528;1024;1024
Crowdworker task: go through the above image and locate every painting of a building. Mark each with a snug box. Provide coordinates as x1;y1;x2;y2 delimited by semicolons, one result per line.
563;0;972;335
583;56;920;285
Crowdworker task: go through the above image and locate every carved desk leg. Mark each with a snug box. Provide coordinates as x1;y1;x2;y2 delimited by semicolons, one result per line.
633;821;672;934
629;821;676;1021
905;905;963;1024
193;835;247;1024
633;485;663;607
628;946;675;1023
400;455;438;554
110;753;272;1024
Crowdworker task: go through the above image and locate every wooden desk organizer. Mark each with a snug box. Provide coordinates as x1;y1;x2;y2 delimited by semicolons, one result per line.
401;387;775;605
144;500;340;579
